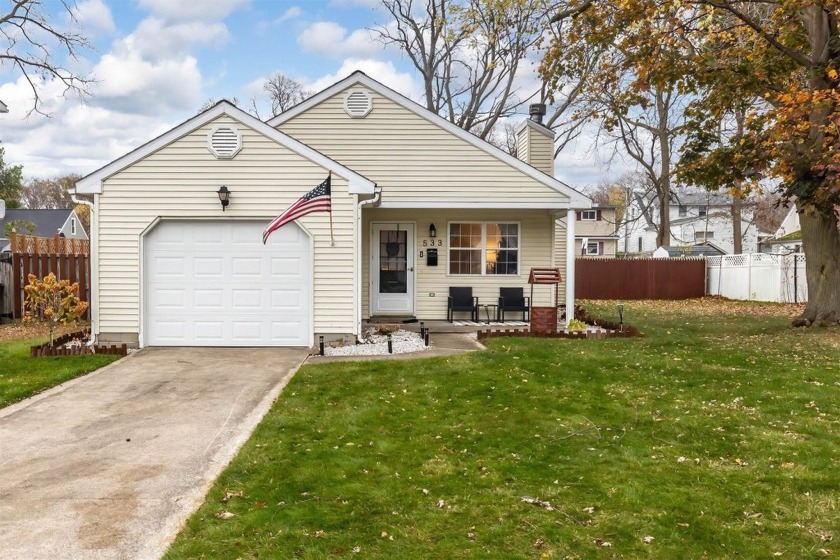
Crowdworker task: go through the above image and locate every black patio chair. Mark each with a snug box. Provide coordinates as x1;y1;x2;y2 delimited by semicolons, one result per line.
498;287;530;322
448;287;478;322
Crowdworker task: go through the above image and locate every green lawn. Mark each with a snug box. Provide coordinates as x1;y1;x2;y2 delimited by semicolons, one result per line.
0;335;122;408
167;300;839;559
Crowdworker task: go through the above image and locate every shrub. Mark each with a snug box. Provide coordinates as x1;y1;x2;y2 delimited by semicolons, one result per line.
23;273;88;347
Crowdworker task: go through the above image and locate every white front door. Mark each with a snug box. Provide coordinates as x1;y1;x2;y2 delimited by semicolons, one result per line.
371;223;415;315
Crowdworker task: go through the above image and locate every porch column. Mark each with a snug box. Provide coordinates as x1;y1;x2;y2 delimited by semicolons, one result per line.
565;209;576;326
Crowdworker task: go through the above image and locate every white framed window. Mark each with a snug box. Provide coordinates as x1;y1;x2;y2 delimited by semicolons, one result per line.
694;231;714;241
585;241;600;256
698;206;707;217
637;237;643;252
581;210;597;221
449;222;519;275
71;218;76;235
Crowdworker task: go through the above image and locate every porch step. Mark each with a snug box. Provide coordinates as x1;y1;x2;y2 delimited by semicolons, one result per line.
368;316;419;324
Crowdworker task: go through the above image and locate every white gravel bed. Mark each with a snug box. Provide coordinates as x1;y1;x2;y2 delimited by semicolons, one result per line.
324;329;429;357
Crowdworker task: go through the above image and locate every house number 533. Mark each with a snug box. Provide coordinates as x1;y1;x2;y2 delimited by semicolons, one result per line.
422;240;442;247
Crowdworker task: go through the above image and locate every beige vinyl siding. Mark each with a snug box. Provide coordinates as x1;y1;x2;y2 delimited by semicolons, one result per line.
553;220;568;303
516;122;554;177
96;116;356;338
363;209;560;319
576;209;619;237
278;88;569;206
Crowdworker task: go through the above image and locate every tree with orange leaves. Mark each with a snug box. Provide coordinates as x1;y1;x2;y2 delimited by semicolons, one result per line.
544;0;839;325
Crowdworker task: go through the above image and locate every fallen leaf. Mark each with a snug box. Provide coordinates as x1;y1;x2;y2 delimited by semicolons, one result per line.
594;539;612;547
437;499;446;508
313;530;325;538
533;538;545;548
467;532;476;540
643;536;655;544
214;511;235;520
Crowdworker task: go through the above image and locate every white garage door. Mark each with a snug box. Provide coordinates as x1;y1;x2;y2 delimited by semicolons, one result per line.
144;220;311;347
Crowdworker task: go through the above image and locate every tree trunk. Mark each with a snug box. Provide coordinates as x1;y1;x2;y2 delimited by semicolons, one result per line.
731;196;743;254
796;207;840;326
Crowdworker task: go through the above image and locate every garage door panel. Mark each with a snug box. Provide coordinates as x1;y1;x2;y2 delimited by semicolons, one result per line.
193;288;224;309
193;321;224;341
194;257;224;277
145;220;311;347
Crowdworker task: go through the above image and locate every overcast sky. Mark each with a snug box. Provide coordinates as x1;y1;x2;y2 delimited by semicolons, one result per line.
0;0;628;188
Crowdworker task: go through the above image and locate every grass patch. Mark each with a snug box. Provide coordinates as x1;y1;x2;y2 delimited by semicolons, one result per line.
0;325;121;408
167;300;839;559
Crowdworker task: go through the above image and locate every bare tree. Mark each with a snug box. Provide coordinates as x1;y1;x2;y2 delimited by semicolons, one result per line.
373;0;544;140
0;0;93;115
263;72;312;117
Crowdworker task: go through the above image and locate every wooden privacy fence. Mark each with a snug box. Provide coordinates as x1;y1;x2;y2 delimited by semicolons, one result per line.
576;257;706;300
9;233;91;319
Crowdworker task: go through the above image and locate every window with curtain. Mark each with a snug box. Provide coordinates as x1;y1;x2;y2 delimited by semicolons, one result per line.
449;222;519;275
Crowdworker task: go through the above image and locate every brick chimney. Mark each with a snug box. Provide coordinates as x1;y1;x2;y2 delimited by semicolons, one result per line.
515;103;555;176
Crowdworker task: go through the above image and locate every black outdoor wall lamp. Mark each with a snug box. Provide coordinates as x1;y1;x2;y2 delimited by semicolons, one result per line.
429;223;437;238
217;186;231;211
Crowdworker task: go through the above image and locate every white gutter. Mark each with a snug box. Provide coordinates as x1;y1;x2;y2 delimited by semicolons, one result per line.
355;187;382;339
71;192;97;347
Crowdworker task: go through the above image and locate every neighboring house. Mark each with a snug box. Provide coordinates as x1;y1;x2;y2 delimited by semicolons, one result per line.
652;242;726;258
573;205;619;257
620;191;758;255
0;208;88;253
75;71;591;348
761;206;803;254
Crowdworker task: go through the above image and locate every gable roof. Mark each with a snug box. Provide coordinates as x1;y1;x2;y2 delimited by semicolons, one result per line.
0;209;77;238
76;102;376;195
657;242;726;257
0;99;8;113
268;71;591;209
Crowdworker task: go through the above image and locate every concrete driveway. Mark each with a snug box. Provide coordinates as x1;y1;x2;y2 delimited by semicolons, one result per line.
0;347;308;560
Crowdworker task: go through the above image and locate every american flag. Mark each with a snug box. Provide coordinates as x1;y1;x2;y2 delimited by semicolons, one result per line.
262;175;331;244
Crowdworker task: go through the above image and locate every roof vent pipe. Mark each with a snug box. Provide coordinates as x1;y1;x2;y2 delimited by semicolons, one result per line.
529;103;546;124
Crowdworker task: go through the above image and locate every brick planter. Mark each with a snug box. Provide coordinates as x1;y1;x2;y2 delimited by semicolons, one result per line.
530;306;558;335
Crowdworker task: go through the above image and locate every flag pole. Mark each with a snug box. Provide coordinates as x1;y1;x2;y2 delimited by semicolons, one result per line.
328;171;335;247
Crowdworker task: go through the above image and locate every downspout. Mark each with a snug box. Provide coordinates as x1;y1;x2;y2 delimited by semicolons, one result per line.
565;209;577;326
71;191;96;347
355;187;382;339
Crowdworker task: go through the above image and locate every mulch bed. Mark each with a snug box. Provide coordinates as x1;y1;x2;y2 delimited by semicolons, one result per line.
477;305;642;341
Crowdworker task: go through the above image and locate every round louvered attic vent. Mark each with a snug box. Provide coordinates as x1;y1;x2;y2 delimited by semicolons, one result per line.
343;89;373;118
207;125;242;159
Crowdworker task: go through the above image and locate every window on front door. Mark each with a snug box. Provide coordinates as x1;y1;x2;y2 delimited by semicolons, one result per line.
449;222;519;275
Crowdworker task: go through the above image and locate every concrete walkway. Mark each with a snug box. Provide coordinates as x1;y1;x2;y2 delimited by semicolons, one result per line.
0;347;307;560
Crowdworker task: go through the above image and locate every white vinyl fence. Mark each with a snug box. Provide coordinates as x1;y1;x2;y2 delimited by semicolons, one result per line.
707;253;808;303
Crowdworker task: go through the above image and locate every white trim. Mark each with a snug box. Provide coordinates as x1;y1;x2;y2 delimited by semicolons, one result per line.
446;221;521;277
76;101;376;195
585;241;600;256
581;209;597;221
269;72;591;209
380;201;574;209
